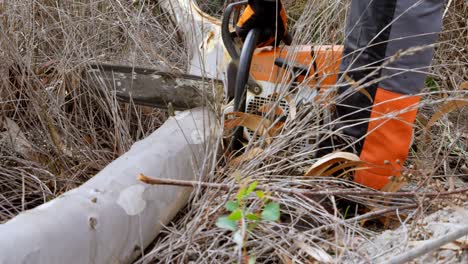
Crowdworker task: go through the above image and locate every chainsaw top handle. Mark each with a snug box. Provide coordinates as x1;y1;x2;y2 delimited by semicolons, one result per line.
221;1;247;61
222;0;292;61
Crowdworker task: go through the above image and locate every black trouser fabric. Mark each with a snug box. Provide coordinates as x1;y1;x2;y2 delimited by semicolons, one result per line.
318;0;444;189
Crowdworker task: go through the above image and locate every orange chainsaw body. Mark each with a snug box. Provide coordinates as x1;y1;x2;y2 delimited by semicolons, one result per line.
250;45;343;88
238;45;343;147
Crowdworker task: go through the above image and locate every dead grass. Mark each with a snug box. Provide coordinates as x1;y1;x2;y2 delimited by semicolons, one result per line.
0;0;186;222
0;0;466;263
139;0;466;263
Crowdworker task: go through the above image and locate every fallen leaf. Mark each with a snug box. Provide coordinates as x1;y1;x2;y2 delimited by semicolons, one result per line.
459;82;468;90
381;176;407;193
295;241;333;264
224;112;274;143
426;100;468;129
359;207;407;227
257;102;285;116
279;254;293;264
461;164;468;175
0;117;34;158
365;176;408;228
34;60;58;76
199;30;216;52
455;235;468;249
43;109;73;157
141;106;154;116
305;152;361;177
229;147;264;166
232;170;242;182
83;134;93;145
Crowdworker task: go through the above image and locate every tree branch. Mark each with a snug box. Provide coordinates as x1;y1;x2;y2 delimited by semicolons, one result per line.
383;225;468;264
138;174;467;198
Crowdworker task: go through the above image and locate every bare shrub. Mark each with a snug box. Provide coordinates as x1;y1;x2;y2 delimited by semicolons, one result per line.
0;0;466;262
140;1;467;263
0;0;186;222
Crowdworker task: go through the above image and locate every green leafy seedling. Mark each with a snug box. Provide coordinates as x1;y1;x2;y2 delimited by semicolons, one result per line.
216;180;281;261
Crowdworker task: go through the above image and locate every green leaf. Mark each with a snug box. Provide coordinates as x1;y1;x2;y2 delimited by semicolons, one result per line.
216;216;237;231
246;213;260;221
247;222;258;231
246;181;258;195
255;190;265;200
228;209;243;221
426;76;438;92
248;256;257;264
261;202;280;221
225;201;239;212
343;205;351;219
236;187;247;201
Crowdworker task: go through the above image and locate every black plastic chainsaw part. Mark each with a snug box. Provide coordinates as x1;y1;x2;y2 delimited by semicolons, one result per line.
221;0;248;61
231;28;261;150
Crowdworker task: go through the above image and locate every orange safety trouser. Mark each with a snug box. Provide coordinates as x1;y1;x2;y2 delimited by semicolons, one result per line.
318;0;444;189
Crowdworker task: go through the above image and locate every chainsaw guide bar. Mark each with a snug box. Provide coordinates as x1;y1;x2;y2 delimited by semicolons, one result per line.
84;63;223;110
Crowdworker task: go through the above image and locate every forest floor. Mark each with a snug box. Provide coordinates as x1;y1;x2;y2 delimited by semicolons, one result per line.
0;0;466;263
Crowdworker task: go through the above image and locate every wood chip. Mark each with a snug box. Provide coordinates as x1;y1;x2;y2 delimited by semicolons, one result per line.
305;152;361;177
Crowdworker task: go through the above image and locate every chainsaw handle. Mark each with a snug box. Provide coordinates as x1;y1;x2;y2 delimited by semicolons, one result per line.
234;28;260;112
222;0;293;60
231;28;260;150
222;1;248;61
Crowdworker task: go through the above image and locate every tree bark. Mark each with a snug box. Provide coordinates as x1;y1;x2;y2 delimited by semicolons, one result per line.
0;108;218;264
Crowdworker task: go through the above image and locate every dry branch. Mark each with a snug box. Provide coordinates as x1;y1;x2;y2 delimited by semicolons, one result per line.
138;175;468;198
383;225;468;264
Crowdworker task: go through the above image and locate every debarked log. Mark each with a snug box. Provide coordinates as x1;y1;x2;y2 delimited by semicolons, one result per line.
160;0;228;78
0;107;218;264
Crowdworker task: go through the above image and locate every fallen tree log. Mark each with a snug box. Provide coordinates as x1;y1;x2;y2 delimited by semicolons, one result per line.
0;108;217;264
160;0;228;78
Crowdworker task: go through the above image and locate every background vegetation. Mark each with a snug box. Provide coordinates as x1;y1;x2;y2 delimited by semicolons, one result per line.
0;0;466;263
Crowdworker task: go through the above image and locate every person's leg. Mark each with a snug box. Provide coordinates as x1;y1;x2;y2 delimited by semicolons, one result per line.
318;0;444;189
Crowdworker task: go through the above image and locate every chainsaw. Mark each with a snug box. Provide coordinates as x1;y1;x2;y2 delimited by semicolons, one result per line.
85;1;343;151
